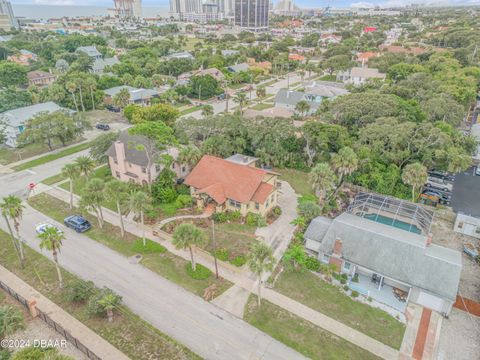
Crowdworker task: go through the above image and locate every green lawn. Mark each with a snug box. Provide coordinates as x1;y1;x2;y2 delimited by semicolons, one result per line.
0;229;199;360
250;102;274;111
12;142;91;171
277;168;315;197
274;271;405;349
28;193;232;298
244;295;381;360
180;105;202;115
42;173;67;186
182;38;204;51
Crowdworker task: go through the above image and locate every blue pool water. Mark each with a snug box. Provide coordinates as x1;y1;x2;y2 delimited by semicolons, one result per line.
363;214;421;234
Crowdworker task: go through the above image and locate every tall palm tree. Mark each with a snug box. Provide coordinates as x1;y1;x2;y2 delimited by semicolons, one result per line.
178;145;202;170
330;146;359;190
66;82;79;112
38;226;65;288
74;156;95;177
128;191;150;246
295;100;311;120
233;92;248;117
0;196;25;266
402;162;428;202
201;104;214;118
309;162;337;204
247;242;275;308
80;178;106;228
172;223;207;272
86;78;97;110
62;163;80;209
105;180;128;238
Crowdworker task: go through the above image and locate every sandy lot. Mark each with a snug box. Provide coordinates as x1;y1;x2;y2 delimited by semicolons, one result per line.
430;208;480;301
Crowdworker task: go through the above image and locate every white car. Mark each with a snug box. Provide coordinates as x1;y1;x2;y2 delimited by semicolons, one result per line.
35;223;62;235
425;176;453;192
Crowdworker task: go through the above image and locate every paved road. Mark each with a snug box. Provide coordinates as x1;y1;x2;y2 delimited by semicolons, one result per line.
2;206;305;360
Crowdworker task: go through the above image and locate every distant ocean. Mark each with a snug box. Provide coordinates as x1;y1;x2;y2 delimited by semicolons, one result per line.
11;4;170;20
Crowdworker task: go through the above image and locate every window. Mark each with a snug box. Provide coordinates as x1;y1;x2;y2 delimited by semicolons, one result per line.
457;221;464;229
255;202;259;210
322;254;330;264
182;166;186;172
141;167;146;174
229;199;241;209
343;262;351;271
115;171;120;178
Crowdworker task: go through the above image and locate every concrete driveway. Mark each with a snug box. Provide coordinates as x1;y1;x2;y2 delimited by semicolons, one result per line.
2;205;305;360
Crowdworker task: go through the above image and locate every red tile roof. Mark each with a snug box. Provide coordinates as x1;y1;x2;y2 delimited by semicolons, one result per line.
185;155;274;204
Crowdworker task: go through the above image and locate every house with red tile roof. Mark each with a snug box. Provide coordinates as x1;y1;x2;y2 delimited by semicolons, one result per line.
184;154;279;217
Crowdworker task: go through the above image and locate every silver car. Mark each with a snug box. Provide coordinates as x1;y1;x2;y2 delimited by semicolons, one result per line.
425;176;453;192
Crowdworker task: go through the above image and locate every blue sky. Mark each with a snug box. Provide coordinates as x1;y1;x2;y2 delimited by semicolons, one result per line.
10;0;480;8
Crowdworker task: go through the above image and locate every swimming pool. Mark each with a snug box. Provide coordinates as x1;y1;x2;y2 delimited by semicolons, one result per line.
363;213;421;234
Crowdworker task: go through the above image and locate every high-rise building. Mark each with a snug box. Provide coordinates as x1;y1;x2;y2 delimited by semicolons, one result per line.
110;0;142;18
170;0;223;23
234;0;269;32
0;0;18;30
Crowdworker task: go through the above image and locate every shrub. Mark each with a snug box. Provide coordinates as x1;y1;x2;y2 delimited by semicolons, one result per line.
123;104;140;122
343;285;349;291
159;203;177;216
132;239;166;254
212;212;228;223
175;194;193;208
0;306;25;339
340;278;346;284
176;184;190;195
227;210;241;221
305;256;321;272
341;273;348;280
282;244;306;271
332;272;341;281
157;187;177;203
10;347;66;360
298;194;317;204
351;290;359;298
215;248;229;261
352;273;359;283
64;279;94;303
230;255;247;267
87;287;122;317
0;349;11;360
186;263;212;280
273;206;282;216
245;212;257;226
367;296;373;302
257;217;267;227
298;201;321;221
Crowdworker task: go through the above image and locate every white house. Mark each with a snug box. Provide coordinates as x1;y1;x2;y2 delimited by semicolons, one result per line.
336;67;386;85
454;213;480;239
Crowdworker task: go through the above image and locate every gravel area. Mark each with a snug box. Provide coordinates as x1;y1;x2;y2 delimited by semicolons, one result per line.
437;308;480;360
430;208;480;301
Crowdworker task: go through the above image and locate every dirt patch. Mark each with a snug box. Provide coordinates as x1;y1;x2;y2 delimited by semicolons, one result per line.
430;208;480;301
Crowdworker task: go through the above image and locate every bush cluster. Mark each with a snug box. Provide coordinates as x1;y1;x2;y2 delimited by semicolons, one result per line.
246;212;267;227
64;279;94;303
230;255;247;267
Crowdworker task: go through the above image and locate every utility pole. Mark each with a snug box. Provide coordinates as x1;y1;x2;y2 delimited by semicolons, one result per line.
212;219;219;279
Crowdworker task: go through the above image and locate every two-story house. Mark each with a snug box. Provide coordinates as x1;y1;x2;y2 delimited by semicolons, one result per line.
185;154;280;217
105;132;188;186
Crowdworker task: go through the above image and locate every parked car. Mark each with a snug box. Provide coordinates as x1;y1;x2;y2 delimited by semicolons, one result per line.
427;170;455;182
35;223;62;235
425;176;453;192
95;123;110;131
64;215;91;233
421;189;451;205
106;105;120;112
475;166;480;176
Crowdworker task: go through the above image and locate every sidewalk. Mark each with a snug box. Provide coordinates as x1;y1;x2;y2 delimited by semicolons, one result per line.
0;265;130;360
44;185;400;360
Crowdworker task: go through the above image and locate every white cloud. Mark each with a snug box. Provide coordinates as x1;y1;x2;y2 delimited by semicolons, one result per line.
350;1;375;7
33;0;75;4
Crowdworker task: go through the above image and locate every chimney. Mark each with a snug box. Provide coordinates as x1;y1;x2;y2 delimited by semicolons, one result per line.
426;233;433;247
333;238;343;256
114;140;127;173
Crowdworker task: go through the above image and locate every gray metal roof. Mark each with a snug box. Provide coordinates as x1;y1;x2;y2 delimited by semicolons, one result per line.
275;88;322;109
228;63;249;73
77;46;102;58
91;57;120;72
305;212;462;301
0;102;69;128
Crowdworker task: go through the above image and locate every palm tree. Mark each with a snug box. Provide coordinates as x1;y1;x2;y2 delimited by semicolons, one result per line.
86;78;97;110
74;156;95;177
80;178;106;228
98;291;121;323
309;163;337;204
38;226;65;288
295;100;311;120
128;191;150;246
330;147;358;190
172;223;207;271
105;180;128;238
402;162;428;202
62;163;80;209
247;242;275;308
66;82;79;112
113;88;131;109
256;86;266;98
0;196;25;266
233;92;248;117
201;104;214;118
178;145;202;170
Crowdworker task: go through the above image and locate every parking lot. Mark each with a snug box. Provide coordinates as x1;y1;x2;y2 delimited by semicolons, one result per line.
451;167;480;218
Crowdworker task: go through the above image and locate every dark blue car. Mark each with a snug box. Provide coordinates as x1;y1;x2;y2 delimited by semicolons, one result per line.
64;215;91;233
